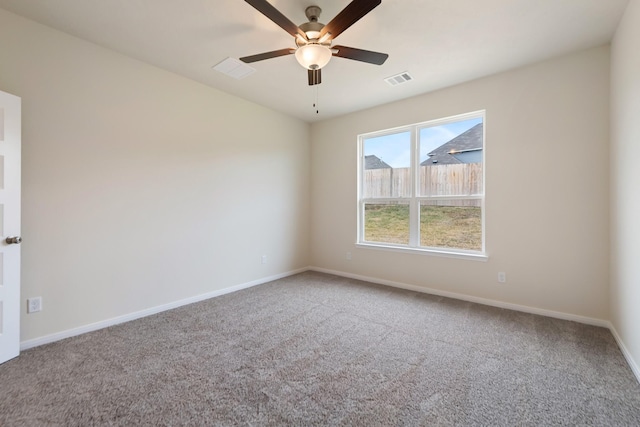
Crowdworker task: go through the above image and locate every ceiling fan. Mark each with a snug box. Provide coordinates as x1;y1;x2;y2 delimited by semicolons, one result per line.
240;0;389;85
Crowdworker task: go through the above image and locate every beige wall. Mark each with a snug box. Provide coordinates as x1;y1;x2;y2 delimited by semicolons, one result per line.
0;9;310;342
311;46;611;321
611;0;640;375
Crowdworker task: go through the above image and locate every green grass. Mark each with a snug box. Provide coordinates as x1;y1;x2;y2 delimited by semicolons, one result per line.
364;204;482;250
364;204;410;244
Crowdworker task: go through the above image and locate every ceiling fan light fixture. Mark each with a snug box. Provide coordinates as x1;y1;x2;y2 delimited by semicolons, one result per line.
295;44;332;70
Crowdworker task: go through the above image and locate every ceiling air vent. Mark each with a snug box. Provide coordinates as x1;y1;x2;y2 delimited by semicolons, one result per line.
213;57;256;80
384;72;413;87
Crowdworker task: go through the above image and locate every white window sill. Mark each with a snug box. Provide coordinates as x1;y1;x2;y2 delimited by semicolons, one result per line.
356;242;488;262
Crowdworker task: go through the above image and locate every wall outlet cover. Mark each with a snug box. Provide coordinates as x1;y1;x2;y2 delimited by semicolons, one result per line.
27;297;42;313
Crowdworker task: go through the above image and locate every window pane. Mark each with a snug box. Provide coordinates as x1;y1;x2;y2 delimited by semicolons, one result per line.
364;202;410;245
419;119;483;196
363;131;411;198
420;200;482;250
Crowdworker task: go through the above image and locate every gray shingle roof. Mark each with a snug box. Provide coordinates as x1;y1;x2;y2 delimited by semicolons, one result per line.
365;155;392;169
421;123;483;165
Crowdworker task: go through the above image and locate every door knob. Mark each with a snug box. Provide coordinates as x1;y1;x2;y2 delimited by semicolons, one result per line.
5;236;22;244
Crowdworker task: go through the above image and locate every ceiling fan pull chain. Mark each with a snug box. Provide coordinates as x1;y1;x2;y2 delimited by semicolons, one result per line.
314;85;319;114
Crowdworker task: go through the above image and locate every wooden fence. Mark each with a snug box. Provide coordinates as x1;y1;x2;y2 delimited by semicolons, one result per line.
364;163;483;200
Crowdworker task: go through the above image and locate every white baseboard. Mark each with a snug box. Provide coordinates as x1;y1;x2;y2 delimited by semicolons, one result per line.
608;323;640;384
20;267;308;351
308;266;610;328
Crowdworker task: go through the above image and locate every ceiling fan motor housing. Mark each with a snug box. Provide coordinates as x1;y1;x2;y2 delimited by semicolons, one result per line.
297;21;325;44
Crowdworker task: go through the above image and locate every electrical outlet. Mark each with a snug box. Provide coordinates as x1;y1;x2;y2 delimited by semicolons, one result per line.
27;297;42;313
498;272;507;283
346;251;352;260
261;255;267;264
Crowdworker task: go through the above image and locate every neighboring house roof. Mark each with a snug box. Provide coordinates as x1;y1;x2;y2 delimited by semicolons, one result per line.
421;123;483;165
365;155;392;169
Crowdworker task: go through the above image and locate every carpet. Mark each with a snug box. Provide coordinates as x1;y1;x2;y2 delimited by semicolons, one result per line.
1;271;639;425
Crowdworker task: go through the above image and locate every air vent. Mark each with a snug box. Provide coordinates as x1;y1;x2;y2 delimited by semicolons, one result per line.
213;58;256;80
384;72;413;87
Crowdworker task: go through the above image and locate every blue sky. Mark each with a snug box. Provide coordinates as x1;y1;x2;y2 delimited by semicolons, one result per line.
364;117;482;168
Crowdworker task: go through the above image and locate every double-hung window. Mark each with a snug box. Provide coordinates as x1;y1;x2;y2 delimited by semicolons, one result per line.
357;111;485;257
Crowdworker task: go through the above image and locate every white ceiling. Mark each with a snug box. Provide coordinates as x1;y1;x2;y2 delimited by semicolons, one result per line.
0;0;629;123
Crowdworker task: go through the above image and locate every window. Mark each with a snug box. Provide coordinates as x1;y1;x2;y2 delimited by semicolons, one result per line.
358;112;485;258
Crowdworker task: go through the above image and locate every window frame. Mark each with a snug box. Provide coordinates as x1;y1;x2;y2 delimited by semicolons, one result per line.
356;111;487;261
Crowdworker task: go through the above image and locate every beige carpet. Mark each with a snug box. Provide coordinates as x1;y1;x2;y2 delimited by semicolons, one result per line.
1;271;639;425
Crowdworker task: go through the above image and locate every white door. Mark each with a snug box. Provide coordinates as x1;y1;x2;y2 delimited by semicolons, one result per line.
0;90;21;364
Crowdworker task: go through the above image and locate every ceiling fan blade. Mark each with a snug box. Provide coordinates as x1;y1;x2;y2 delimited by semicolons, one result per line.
319;0;381;41
308;69;322;86
332;45;388;65
240;48;294;63
244;0;306;39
